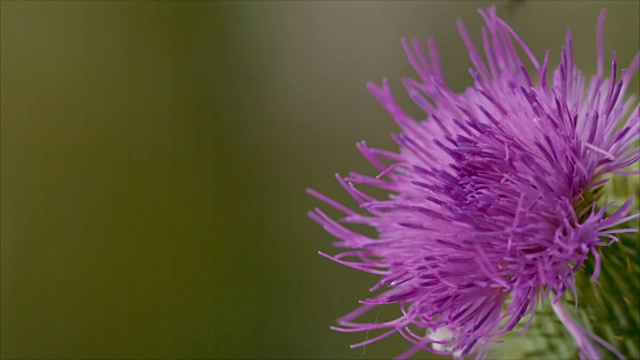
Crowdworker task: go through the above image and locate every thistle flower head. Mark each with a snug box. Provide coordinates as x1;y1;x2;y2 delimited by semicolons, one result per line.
308;7;639;360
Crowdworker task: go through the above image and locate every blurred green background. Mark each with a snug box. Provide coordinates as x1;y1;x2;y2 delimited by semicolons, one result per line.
1;1;638;359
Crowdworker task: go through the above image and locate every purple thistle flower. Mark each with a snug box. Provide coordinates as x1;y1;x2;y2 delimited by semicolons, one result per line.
308;7;639;360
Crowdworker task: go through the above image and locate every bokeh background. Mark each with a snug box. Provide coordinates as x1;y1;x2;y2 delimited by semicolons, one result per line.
1;1;638;359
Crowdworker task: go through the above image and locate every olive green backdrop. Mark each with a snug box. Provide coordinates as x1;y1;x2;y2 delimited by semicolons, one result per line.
1;1;638;359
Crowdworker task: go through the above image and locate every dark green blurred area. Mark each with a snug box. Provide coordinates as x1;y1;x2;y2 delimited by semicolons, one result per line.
1;1;638;359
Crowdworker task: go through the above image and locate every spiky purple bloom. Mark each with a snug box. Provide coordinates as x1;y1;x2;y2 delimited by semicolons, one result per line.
308;7;640;360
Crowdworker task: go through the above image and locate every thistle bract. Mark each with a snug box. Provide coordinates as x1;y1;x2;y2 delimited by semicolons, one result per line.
308;7;639;360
